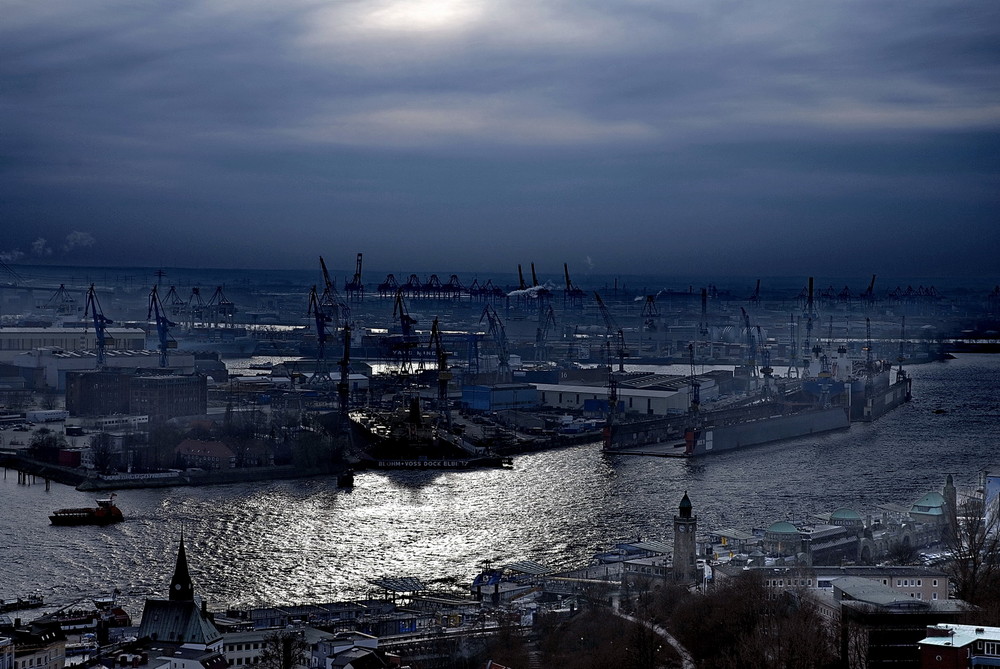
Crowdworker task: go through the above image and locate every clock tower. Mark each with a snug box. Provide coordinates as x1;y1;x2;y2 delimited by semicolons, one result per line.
672;492;698;583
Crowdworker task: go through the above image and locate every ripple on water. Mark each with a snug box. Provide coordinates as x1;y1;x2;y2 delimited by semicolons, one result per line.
2;355;997;612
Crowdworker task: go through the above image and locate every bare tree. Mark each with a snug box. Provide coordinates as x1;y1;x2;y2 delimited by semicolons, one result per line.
90;431;117;474
256;630;310;669
944;491;1000;606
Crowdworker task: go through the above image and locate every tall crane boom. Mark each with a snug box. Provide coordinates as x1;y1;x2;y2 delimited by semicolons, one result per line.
535;303;556;363
480;304;511;384
428;317;452;425
307;285;333;383
147;286;176;368
345;253;364;301
594;292;627;372
84;284;114;369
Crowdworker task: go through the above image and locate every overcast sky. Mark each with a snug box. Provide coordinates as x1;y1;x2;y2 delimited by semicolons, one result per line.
2;0;998;278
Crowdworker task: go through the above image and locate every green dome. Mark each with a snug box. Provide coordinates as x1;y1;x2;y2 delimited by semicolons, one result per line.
914;491;945;507
831;508;862;521
767;521;799;535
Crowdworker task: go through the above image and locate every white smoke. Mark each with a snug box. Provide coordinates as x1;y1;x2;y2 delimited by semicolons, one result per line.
63;231;96;253
31;238;52;257
507;283;555;299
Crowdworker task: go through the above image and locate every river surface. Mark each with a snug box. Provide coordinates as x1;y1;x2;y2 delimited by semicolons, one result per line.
2;354;998;616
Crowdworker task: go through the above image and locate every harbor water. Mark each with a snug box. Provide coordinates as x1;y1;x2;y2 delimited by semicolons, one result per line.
1;354;998;614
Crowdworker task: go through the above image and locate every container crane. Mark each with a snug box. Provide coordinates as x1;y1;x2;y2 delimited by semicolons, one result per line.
147;286;176;368
594;292;627;372
186;287;206;331
529;263;552;300
480;304;512;384
207;286;235;328
163;286;187;319
747;279;761;306
563;263;586;306
344;253;364;302
84;284;114;369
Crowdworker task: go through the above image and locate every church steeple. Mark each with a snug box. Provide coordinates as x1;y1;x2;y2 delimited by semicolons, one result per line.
169;535;195;601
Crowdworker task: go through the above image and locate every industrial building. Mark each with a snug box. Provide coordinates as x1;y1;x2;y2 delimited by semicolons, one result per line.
66;370;207;425
0;327;147;363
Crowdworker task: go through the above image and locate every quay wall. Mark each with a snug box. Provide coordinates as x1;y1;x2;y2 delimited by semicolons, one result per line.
1;454;347;491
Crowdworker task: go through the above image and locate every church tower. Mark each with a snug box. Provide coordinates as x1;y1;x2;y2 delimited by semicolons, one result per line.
673;492;698;583
170;535;195;601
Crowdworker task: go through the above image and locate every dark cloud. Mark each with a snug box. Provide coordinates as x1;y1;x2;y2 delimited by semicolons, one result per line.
1;0;998;277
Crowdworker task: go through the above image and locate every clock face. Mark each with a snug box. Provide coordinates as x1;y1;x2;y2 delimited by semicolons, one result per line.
174;584;182;590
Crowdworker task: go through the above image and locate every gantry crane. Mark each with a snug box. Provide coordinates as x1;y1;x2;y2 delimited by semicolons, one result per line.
594;292;627;372
344;253;364;302
148;285;176;368
187;287;207;331
84;284;114;369
307;285;333;384
391;290;419;375
740;307;759;384
480;304;511;384
207;286;235;327
688;343;700;415
428;317;452;425
338;317;352;414
319;256;342;332
534;302;556;363
563;263;586;307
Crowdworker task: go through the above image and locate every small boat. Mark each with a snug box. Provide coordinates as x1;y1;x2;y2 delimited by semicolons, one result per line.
0;594;44;613
50;494;124;526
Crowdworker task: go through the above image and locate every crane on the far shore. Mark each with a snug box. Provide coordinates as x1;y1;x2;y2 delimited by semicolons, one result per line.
84;284;114;369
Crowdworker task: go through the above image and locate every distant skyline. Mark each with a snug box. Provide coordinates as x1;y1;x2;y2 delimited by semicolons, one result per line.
3;1;998;277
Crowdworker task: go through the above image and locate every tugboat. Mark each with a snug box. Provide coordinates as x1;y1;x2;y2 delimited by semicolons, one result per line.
49;493;124;526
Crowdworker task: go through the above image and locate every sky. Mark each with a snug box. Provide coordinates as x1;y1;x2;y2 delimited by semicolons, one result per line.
2;0;999;278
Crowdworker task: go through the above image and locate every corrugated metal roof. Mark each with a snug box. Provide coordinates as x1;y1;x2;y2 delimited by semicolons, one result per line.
502;560;549;575
367;577;425;593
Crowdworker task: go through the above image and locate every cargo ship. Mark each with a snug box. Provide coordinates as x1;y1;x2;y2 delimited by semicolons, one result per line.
49;494;124;525
604;364;911;457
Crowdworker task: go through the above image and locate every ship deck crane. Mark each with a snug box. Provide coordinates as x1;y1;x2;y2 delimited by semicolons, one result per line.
148;286;176;368
480;304;512;384
84;284;114;369
594;292;627;372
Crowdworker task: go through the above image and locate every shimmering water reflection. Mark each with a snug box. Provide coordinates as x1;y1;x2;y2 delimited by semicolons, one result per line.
2;355;998;613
